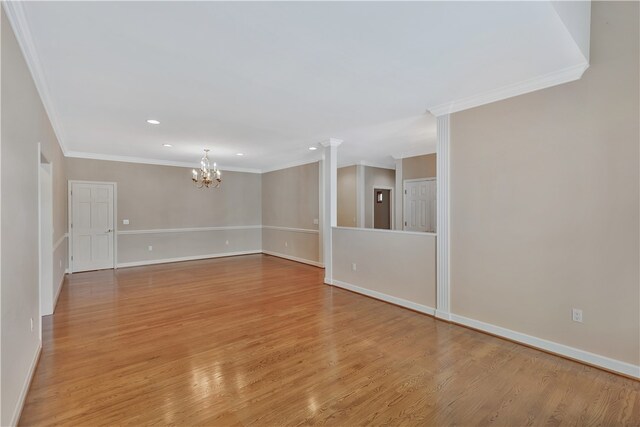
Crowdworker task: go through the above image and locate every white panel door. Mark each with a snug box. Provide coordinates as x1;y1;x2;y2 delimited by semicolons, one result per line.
403;179;436;232
71;182;114;272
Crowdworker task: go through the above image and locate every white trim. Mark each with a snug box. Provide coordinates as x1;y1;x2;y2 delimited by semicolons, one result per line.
338;161;396;171
428;63;588;116
435;310;452;321
449;313;640;379
333;226;436;238
68;180;118;273
356;165;365;228
332;279;436;316
53;270;65;314
260;156;322;174
394;158;403;230
262;225;319;234
262;250;324;268
371;185;394;230
436;115;451;317
391;144;438;161
322;139;341;286
53;233;68;252
65;151;261;174
9;343;42;427
116;250;262;268
2;1;68;154
404;177;436;184
118;225;262;235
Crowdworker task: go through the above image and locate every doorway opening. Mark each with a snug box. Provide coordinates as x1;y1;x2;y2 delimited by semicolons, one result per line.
373;188;392;230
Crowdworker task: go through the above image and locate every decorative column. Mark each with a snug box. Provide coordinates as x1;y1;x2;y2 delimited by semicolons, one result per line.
393;156;403;230
436;115;451;320
321;138;342;285
355;162;365;228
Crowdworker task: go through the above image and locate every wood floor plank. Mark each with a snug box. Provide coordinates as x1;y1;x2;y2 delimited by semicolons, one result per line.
19;254;640;426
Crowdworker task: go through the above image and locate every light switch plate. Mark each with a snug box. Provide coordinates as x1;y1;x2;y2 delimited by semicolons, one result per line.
123;219;130;225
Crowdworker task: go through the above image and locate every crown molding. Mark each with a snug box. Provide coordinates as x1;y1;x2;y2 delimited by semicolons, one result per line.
391;144;437;160
338;160;395;170
260;155;322;174
427;62;589;117
65;151;262;174
3;1;68;155
320;138;344;147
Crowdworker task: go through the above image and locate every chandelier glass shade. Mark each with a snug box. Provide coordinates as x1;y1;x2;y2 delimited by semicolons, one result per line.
191;149;222;188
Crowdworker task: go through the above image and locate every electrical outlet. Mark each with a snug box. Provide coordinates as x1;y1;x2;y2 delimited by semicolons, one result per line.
148;245;153;251
30;318;34;332
123;219;130;225
225;240;229;245
59;259;62;268
313;218;319;225
352;263;357;271
284;241;288;247
572;308;583;323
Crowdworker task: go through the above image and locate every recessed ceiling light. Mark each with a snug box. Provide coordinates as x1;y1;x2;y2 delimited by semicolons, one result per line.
146;119;160;125
162;144;173;147
236;153;244;156
309;146;317;151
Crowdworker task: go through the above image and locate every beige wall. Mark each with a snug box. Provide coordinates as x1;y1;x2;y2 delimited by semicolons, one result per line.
1;9;68;425
450;1;639;365
364;166;395;229
332;227;436;310
337;165;357;227
261;162;320;264
402;153;436;181
66;158;262;265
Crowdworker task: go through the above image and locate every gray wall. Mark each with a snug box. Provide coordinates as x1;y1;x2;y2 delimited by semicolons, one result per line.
261;162;320;264
450;1;639;365
66;158;262;265
1;9;68;425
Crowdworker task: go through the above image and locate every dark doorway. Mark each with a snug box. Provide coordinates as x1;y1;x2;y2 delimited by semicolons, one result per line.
373;188;391;229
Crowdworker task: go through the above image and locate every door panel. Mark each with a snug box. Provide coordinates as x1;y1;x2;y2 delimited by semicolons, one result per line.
404;179;436;232
72;183;115;272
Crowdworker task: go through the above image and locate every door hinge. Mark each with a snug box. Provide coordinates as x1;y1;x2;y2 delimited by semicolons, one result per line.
405;221;407;226
71;255;73;261
71;223;73;229
404;190;407;194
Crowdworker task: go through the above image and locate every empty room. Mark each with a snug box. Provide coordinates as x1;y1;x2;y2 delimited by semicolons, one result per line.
1;1;639;426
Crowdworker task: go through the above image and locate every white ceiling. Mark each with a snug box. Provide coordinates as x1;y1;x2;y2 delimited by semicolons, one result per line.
7;1;589;172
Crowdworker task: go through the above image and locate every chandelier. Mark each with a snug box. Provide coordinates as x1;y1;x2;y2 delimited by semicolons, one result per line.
191;149;222;188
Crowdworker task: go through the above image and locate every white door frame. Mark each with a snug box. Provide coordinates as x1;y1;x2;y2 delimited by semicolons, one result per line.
68;180;118;273
371;185;394;230
37;143;53;339
402;177;436;231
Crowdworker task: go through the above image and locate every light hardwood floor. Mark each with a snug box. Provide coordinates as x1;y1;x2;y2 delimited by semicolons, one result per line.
20;254;639;426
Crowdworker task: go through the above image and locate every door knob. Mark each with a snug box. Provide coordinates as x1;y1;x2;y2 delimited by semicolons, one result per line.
106;229;113;233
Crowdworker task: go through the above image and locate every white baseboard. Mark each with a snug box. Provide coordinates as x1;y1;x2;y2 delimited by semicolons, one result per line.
52;272;65;313
450;313;640;379
331;279;436;316
435;309;452;321
116;250;262;268
10;342;42;426
262;250;324;268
